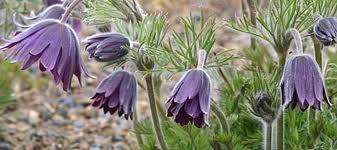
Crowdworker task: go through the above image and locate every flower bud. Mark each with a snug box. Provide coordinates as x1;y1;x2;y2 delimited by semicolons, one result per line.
83;33;130;62
254;92;273;114
313;17;337;46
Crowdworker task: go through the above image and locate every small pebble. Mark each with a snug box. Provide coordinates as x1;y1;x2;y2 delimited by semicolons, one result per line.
73;120;84;129
28;110;40;125
53;115;66;126
0;143;12;150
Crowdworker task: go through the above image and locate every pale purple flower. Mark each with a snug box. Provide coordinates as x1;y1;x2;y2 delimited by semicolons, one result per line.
83;33;130;62
280;54;332;111
166;69;211;128
91;71;137;120
0;19;93;91
313;17;337;46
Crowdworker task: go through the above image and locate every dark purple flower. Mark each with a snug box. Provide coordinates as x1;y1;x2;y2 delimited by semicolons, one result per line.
91;71;137;120
280;54;332;111
166;69;211;128
313;17;337;46
83;33;130;62
0;19;93;91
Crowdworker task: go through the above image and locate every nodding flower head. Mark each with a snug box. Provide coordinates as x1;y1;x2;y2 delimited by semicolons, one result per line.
166;69;211;128
14;4;82;33
313;17;337;46
15;5;65;24
91;71;137;120
83;33;130;62
280;54;332;111
0;19;93;91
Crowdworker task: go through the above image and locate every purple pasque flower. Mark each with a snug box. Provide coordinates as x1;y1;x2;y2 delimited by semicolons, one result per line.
166;69;211;128
0;19;93;91
15;4;82;34
15;4;65;25
280;54;332;111
83;33;130;62
313;17;337;46
91;71;137;120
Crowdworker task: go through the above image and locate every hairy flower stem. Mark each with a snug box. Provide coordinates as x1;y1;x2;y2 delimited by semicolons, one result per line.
211;100;230;134
60;0;81;23
286;28;303;54
133;106;144;147
277;52;286;150
277;113;284;150
197;50;206;69
153;74;167;120
246;0;257;50
218;68;237;96
265;122;272;150
145;74;168;150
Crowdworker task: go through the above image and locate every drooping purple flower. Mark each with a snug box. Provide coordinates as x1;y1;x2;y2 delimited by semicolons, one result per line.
313;17;337;46
166;69;211;128
15;4;65;25
14;4;82;34
91;71;137;120
0;19;93;91
280;54;332;111
83;33;130;62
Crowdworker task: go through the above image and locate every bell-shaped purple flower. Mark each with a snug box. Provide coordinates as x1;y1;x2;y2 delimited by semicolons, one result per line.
83;33;130;62
166;69;211;128
313;17;337;46
280;54;332;111
91;71;137;120
0;19;93;91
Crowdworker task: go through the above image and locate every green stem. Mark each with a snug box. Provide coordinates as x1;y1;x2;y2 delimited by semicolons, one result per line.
188;127;196;150
265;122;272;150
277;51;286;150
145;74;168;150
246;0;257;50
277;113;284;150
60;0;81;23
133;107;144;147
218;68;237;96
153;74;167;119
311;35;322;69
211;100;230;134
